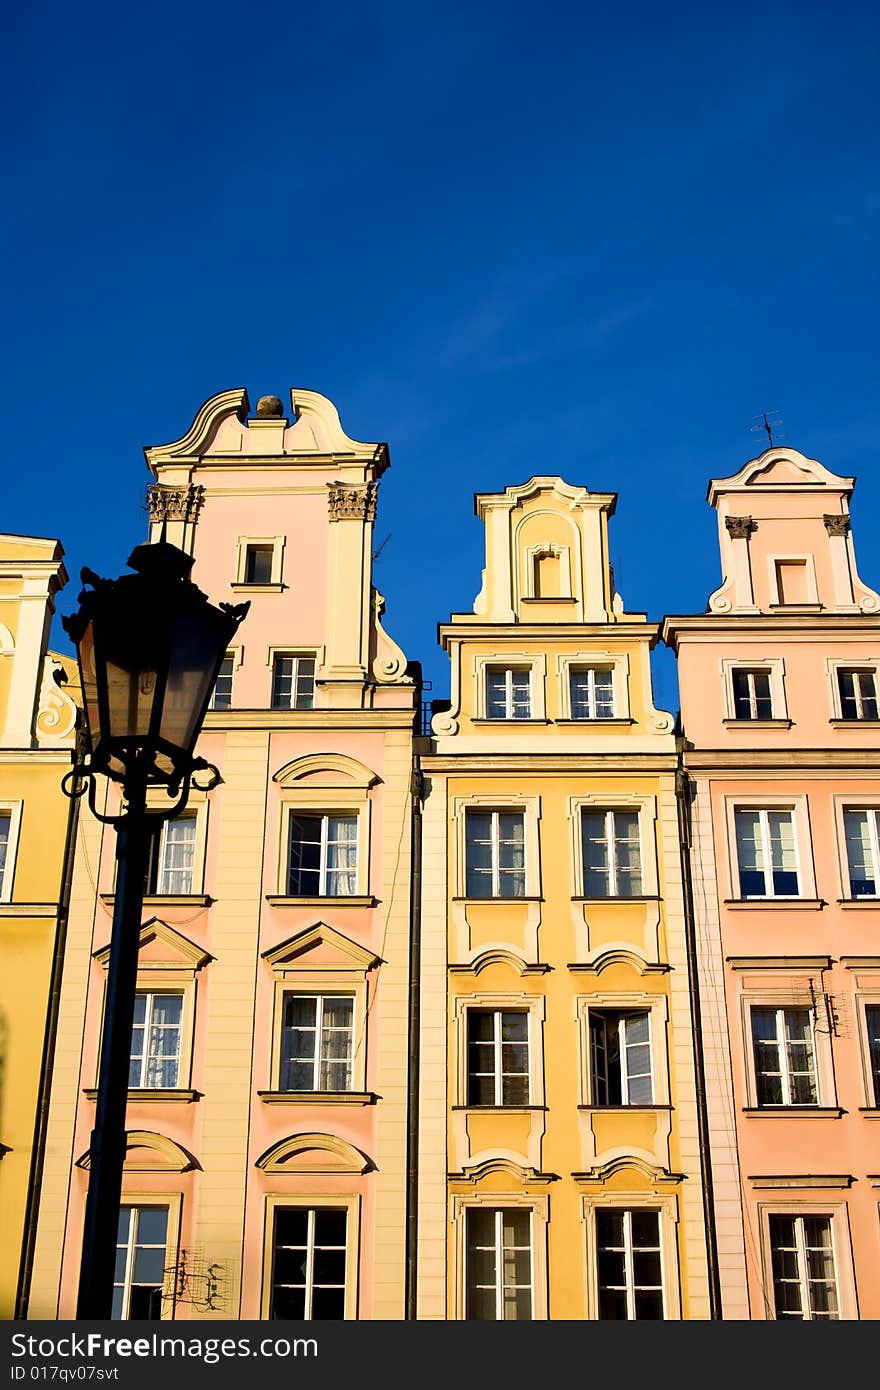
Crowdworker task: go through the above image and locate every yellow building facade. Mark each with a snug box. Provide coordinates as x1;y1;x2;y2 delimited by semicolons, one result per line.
417;479;713;1319
0;534;78;1318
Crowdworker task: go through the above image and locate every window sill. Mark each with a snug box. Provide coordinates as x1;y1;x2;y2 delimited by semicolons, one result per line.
722;718;792;729
836;898;880;908
742;1106;844;1118
83;1088;200;1104
0;902;58;917
723;898;824;910
577;1103;671;1112
519;596;577;604
229;582;284;593
858;1108;880;1118
100;894;211;908
829;719;880;728
452;1105;547;1113
265;895;377;908
571;895;660;904
471;718;550;726
555;717;634;726
257;1090;376;1106
453;895;542;903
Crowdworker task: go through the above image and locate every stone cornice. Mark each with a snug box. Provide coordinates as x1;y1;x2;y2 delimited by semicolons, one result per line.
439;621;657;648
420;753;678;775
682;749;880;772
201;708;416;731
663;612;880;647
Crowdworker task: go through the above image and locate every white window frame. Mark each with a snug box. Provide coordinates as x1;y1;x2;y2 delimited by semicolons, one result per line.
208;647;242;710
129;991;184;1090
570;794;657;900
466;1007;531;1106
568;666;616;720
836;802;880;899
768;553;819;608
273;755;375;901
758;1204;858;1321
286;811;359;897
826;658;880;721
724;796;815;902
484;665;532;720
587;1009;653;1105
262;1195;360;1320
464;808;526;899
739;983;834;1110
454;992;546;1109
113;1198;179;1321
0;801;23;903
472;653;546;722
749;1005;819;1107
581;1193;680;1320
279;991;356;1093
269;649;318;710
721;658;787;722
577;993;669;1108
557;651;630;722
855;993;880;1108
451;1193;549;1320
233;535;285;588
145;813;199;896
465;1206;534;1319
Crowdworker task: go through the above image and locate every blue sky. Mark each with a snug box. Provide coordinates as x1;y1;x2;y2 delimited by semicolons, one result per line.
4;0;879;712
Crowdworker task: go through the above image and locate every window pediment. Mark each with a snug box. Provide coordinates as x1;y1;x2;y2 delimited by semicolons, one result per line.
255;1132;371;1175
262;922;379;975
77;1130;197;1173
93;919;211;974
273;753;380;791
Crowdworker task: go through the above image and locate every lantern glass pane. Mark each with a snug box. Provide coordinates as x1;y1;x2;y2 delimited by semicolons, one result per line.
159;607;230;756
77;619;102;752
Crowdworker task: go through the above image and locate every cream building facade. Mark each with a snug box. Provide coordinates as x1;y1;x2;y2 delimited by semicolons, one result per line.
664;447;880;1320
0;534;79;1318
417;478;714;1319
28;390;419;1320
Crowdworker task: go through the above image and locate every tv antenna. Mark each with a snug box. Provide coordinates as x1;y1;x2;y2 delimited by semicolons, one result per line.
750;411;785;448
372;531;392;562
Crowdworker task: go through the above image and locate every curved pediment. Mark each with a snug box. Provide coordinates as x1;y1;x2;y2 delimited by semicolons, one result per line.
288;390;389;470
578;1154;682;1185
144;389;250;473
256;1132;371;1175
77;1131;198;1173
273;752;380;790
0;623;14;654
708;448;852;503
458;1158;556;1185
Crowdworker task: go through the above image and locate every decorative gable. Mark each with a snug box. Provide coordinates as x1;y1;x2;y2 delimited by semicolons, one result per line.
93;919;211;975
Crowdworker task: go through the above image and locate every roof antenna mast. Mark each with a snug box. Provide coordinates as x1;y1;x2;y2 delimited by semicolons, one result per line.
750;411;785;449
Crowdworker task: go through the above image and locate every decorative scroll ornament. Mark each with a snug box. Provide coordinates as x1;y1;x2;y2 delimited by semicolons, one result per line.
823;513;851;536
370;588;410;684
147;484;206;525
725;515;755;539
35;656;78;744
327;482;378;523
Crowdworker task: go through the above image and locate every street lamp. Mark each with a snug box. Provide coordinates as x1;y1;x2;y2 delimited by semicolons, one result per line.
62;538;248;1319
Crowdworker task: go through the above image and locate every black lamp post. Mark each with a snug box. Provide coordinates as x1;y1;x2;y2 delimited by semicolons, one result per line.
62;539;248;1319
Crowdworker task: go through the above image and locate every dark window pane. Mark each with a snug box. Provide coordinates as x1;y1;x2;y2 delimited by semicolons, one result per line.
272;1247;308;1284
310;1287;346;1320
312;1249;347;1284
598;1288;628;1319
244;545;273;584
275;1208;309;1246
127;1285;163;1320
272;1286;306;1320
633;1289;664;1319
314;1209;347;1246
135;1208;168;1245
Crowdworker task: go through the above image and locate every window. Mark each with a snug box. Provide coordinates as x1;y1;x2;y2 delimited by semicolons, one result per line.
843;808;880;897
244;544;274;585
734;808;799;898
581;810;642;897
732;669;773;720
768;1215;838;1319
533;551;560;598
287;814;357;896
270;1207;347;1320
467;1009;529;1105
569;667;614;720
589;1010;652;1105
465;810;525;898
272;655;315;710
486;667;531;719
838;668;878;721
113;1206;168;1320
129;993;183;1089
209;654;235;710
865;1004;880;1107
774;558;811;606
596;1209;664;1319
465;1208;532;1320
0;811;10;899
144;815;196;895
750;1006;818;1105
280;994;354;1092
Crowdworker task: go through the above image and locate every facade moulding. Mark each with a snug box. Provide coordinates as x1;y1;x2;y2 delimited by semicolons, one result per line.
682;750;880;772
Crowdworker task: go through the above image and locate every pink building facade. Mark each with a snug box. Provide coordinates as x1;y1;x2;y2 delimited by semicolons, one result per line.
29;389;419;1320
664;447;880;1320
